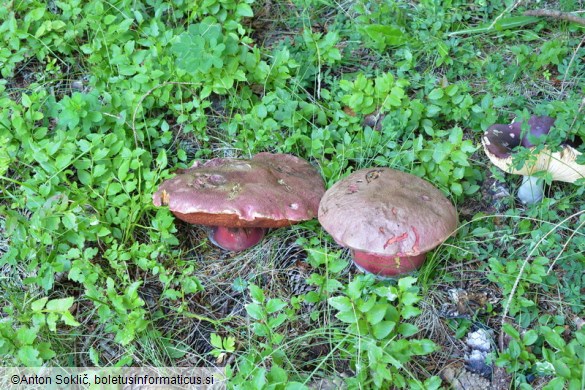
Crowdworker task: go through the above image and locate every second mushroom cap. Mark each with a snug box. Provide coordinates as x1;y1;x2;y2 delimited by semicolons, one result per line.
318;168;457;274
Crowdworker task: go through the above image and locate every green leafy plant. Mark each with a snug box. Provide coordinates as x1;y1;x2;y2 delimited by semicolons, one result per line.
1;0;584;386
210;333;236;360
172;20;250;96
497;324;585;389
328;276;439;389
227;283;309;388
192;0;255;25
0;296;79;366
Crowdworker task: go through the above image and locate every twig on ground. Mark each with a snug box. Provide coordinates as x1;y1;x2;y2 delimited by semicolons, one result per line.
523;9;585;26
489;0;523;30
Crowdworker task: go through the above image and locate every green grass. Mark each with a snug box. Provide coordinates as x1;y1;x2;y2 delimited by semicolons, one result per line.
1;0;584;388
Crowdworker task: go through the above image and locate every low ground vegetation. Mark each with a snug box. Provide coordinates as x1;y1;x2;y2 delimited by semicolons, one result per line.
1;0;584;388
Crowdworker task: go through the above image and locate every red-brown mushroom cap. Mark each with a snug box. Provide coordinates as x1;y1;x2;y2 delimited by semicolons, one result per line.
153;152;325;228
318;168;458;258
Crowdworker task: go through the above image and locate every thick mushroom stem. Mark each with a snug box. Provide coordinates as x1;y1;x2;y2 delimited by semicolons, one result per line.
517;175;544;205
209;226;266;251
351;250;427;278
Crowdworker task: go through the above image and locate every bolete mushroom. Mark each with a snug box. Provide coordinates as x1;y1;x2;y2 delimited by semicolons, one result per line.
482;115;585;204
318;168;458;277
153;153;325;251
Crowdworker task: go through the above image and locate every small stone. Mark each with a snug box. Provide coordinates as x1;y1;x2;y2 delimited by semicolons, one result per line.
466;328;492;352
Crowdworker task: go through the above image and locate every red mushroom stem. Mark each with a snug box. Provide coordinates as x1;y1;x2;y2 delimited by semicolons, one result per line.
209;226;266;251
351;250;427;277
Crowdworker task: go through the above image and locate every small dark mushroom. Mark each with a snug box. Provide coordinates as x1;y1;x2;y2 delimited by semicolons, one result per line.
482;116;555;159
363;110;385;131
153;153;325;251
482;115;585;204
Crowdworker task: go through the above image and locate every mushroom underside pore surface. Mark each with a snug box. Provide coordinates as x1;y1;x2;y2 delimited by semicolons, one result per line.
318;168;458;278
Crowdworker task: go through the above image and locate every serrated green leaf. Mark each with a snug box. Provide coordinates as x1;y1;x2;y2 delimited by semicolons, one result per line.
104;14;117;25
249;284;265;303
115;327;134;345
89;347;101;366
398;322;418;337
401;305;421;319
400;291;420;306
37;342;56;360
523;330;539;346
425;104;441;117
16;327;38;345
542;378;565;390
173;22;229;74
31;297;48;312
432;142;452;163
366;303;387;325
251;323;267;337
93;163;107;178
508;340;521;358
245;303;265;320
61;312;81;327
223;336;235;352
387;86;404;106
51;20;66;31
328;257;349;273
28;7;46;21
47;312;58;332
266;298;287;314
336;310;358;323
552;359;571;378
357;296;376;313
21;93;32;108
46;297;74;312
328;296;353;312
424;375;443;390
18;346;43;366
502;323;520;339
236;3;254;17
164;341;187;359
362;24;406;48
541;327;566;350
118;159;130;181
428;88;444;100
267;364;287;383
347;278;364;300
411;339;437;355
397;276;417;291
372;320;395;339
251;367;267;389
210;333;222;349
